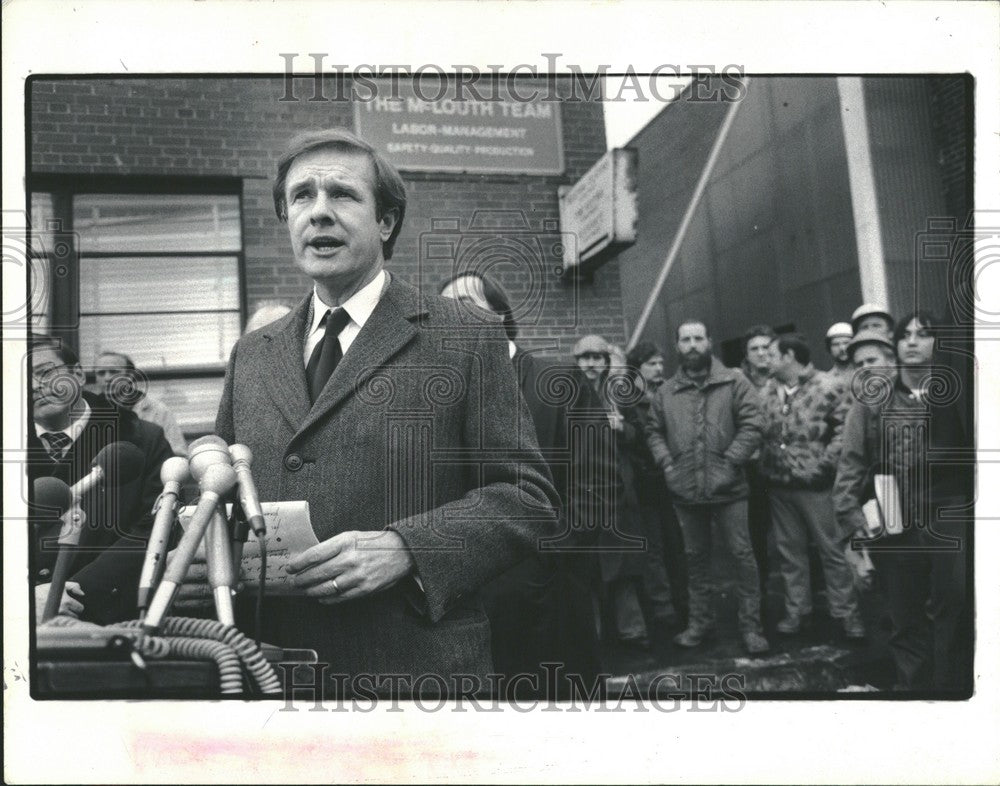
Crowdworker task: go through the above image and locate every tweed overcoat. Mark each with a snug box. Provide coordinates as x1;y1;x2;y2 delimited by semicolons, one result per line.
216;275;560;687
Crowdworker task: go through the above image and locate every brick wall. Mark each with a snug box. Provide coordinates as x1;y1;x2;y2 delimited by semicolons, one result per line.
29;76;621;361
926;76;971;224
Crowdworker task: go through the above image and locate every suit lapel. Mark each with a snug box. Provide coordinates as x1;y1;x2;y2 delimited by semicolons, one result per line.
296;276;428;437
261;294;313;431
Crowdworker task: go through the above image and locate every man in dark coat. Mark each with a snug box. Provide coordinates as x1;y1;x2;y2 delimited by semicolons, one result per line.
439;271;602;698
622;341;688;629
29;337;173;624
205;129;559;697
569;334;649;647
834;318;972;692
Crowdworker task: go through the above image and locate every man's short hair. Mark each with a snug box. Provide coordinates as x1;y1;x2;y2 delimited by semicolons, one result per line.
892;310;940;348
774;333;811;366
676;319;710;341
438;271;518;342
271;128;407;260
98;351;136;373
30;334;81;368
742;324;776;354
626;341;663;371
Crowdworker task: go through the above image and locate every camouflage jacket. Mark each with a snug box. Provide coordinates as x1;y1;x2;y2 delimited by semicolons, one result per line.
758;366;849;489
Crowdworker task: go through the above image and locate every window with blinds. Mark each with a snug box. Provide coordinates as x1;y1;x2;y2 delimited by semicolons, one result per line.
29;185;244;437
28;192;57;334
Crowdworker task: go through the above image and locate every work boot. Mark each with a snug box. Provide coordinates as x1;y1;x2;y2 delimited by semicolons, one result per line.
672;626;714;648
842;613;866;641
742;631;770;655
776;613;805;635
618;634;651;652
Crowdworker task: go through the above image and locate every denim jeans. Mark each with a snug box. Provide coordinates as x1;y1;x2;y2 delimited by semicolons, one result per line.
673;500;763;634
746;465;772;595
769;487;859;620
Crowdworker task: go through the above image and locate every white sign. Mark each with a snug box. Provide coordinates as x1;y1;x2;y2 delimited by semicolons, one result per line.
558;147;638;274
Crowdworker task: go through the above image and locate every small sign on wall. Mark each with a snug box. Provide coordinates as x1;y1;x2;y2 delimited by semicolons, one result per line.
558;147;638;276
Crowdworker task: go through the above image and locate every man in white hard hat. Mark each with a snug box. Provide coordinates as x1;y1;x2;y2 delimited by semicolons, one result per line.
850;304;894;340
825;322;854;385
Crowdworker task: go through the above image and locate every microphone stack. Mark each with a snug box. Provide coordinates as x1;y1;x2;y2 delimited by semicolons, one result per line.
34;437;314;698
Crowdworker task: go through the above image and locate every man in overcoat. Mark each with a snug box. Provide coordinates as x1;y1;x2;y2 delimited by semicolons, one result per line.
212;129;560;697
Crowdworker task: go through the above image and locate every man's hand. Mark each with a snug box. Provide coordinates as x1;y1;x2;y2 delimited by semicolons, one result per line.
286;530;416;604
34;581;84;623
844;541;875;591
607;343;628;374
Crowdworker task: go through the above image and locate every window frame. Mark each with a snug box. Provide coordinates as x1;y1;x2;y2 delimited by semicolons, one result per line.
27;174;247;435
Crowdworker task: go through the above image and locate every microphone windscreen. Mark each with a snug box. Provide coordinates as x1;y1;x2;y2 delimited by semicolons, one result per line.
188;435;232;482
189;434;228;450
92;441;146;485
34;476;73;517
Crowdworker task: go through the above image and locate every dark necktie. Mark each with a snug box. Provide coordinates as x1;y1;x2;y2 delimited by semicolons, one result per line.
306;307;352;403
41;431;73;460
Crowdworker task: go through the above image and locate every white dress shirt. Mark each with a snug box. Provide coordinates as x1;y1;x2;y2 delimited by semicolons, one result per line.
303;270;388;367
35;400;92;458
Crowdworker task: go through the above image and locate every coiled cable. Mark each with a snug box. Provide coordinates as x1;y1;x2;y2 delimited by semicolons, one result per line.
42;614;282;695
134;634;171;659
38;616;242;693
157;636;244;694
120;616;282;694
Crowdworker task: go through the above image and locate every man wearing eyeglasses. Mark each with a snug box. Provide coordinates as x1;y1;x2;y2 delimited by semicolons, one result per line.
757;333;863;640
29;337;173;624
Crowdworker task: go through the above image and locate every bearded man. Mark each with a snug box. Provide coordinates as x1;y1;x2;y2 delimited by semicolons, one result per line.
644;320;769;655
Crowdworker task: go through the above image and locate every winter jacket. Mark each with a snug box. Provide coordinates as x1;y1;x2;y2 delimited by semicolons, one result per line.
758;366;849;490
739;359;771;391
565;369;646;583
833;377;972;539
645;358;763;506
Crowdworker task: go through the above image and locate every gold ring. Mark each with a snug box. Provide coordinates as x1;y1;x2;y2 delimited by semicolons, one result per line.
331;578;341;594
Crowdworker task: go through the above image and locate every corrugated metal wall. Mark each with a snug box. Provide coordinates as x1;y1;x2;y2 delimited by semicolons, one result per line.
614;76;963;371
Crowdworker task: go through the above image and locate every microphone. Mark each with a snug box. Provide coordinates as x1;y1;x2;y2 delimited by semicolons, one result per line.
186;435;242;621
71;441;146;498
34;476;73;520
142;462;237;634
205;507;237;625
228;444;267;539
188;434;232;482
41;444;144;624
35;477;79;623
33;475;80;554
136;456;190;612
